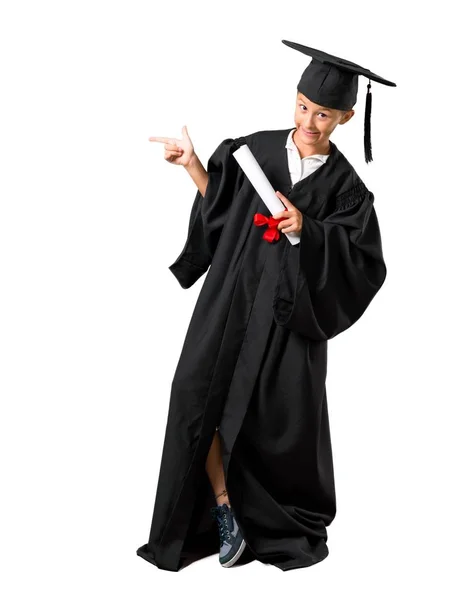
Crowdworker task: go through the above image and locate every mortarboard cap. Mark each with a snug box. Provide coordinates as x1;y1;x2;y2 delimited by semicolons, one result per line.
282;39;397;163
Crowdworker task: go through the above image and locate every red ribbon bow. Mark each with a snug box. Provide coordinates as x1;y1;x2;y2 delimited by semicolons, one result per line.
253;208;288;243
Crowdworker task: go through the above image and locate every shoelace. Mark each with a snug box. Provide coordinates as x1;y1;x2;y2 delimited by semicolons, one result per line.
212;508;233;547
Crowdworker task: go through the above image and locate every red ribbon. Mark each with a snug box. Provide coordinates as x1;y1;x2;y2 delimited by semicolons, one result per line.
253;208;288;243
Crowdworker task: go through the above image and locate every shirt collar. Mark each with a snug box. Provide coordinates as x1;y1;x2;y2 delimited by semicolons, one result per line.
285;128;330;163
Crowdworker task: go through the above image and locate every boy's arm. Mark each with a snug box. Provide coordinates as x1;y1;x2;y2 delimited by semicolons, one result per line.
184;154;209;197
168;138;240;288
273;182;387;341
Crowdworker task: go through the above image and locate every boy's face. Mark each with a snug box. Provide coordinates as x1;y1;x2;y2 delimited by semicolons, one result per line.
294;92;354;151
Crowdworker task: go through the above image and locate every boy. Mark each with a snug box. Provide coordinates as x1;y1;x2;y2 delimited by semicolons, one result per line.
137;40;395;571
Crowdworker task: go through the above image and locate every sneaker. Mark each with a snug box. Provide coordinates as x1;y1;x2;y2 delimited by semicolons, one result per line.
210;503;246;567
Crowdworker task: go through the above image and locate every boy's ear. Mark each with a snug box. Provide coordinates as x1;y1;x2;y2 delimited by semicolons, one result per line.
339;109;355;125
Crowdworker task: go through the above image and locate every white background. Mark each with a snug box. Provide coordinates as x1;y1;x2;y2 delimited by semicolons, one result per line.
1;1;470;598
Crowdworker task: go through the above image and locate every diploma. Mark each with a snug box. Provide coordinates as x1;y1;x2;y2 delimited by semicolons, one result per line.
232;143;300;246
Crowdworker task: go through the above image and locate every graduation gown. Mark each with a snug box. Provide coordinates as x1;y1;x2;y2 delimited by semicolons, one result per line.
136;127;387;571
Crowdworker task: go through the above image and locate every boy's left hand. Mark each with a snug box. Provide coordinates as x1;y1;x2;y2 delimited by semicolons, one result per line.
272;192;303;234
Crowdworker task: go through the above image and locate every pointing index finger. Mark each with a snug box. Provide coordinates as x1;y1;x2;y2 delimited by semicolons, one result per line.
149;136;177;143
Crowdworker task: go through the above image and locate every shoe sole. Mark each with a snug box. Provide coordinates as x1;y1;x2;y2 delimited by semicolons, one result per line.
221;539;247;568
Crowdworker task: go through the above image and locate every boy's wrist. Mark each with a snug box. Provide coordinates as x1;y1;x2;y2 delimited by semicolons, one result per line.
185;153;201;171
184;152;209;197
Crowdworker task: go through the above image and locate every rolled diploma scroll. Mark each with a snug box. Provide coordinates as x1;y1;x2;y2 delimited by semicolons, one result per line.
232;143;300;246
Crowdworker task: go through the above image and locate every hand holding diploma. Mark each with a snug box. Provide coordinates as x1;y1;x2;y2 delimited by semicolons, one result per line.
232;142;301;245
273;192;303;235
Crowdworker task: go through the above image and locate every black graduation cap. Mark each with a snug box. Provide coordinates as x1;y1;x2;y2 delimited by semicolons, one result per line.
282;39;397;163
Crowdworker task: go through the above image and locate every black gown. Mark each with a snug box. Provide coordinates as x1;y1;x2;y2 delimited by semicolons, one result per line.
136;127;387;571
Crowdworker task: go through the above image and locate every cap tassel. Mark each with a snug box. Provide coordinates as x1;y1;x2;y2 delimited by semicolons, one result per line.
364;80;373;163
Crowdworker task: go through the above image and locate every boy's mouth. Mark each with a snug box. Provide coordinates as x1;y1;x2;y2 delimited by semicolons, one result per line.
301;127;319;136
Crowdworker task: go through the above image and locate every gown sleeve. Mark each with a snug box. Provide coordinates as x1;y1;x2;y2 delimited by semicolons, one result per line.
168;138;239;289
272;181;387;341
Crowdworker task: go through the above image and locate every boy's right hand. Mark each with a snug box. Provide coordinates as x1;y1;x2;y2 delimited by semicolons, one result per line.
149;125;195;167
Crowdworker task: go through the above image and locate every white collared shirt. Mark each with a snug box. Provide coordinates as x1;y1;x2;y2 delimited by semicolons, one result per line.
286;128;330;186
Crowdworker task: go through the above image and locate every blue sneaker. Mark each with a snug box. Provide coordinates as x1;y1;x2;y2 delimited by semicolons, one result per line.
210;503;246;567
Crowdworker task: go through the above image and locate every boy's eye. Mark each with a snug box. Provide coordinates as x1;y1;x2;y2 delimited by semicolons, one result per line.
299;104;327;118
